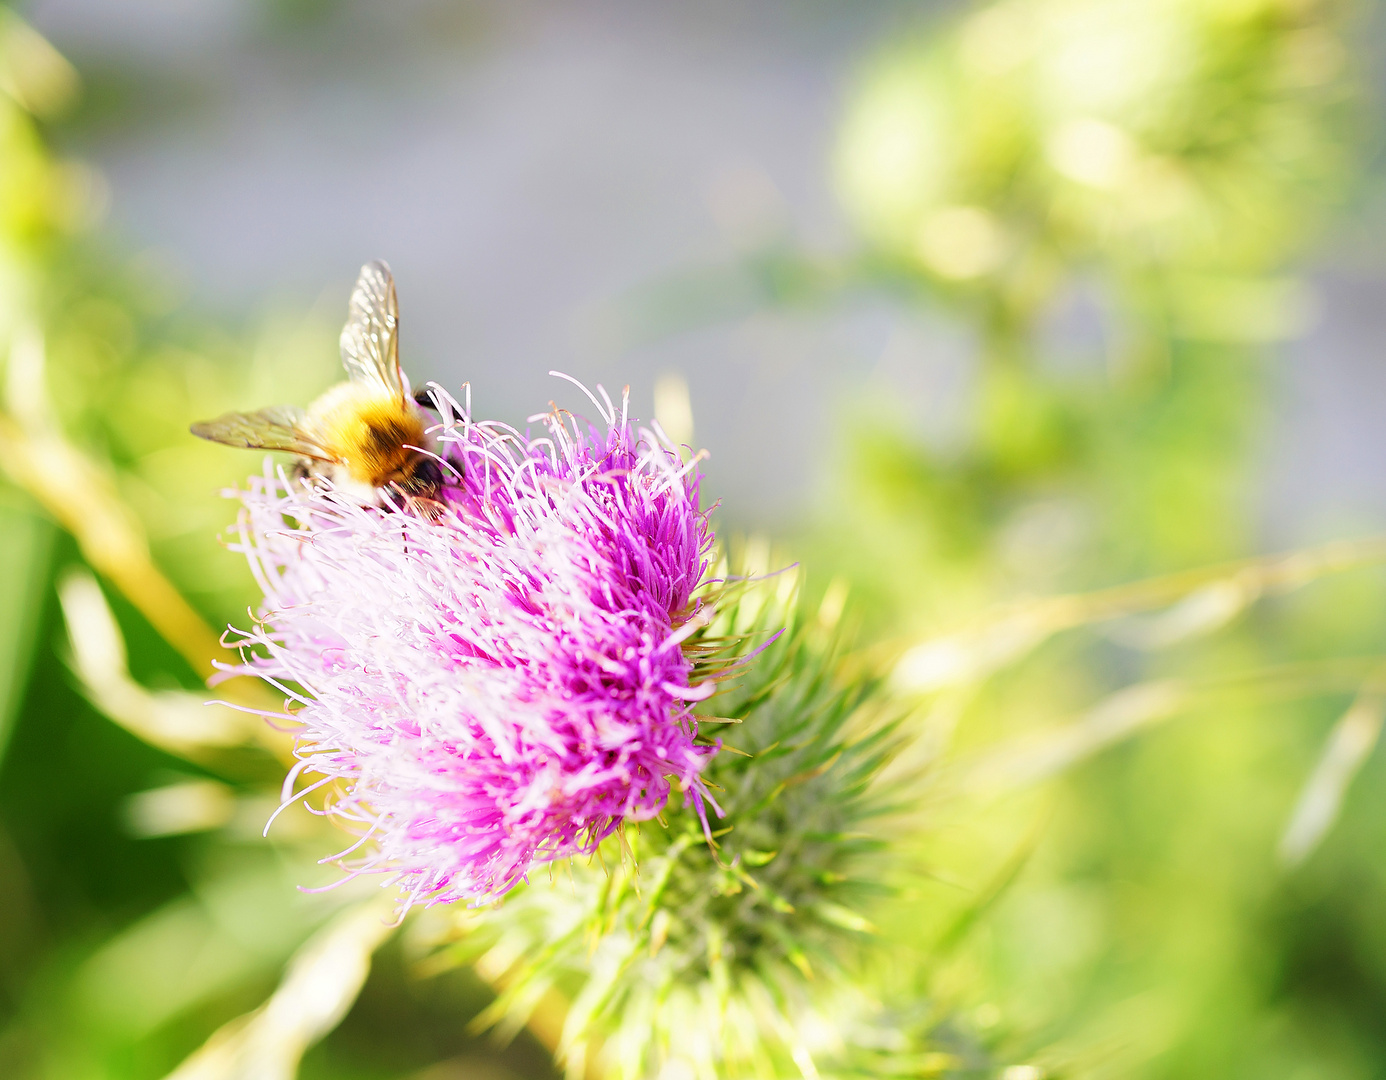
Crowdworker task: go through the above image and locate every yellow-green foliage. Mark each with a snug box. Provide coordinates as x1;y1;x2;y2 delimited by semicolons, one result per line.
837;0;1352;307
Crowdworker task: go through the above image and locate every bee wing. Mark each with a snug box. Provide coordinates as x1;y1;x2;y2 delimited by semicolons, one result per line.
339;260;404;402
190;405;336;461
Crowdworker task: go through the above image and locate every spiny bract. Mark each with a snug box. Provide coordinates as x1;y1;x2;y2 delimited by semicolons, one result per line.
415;569;965;1080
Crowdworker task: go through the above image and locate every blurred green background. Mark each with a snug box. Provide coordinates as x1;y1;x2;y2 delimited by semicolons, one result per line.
4;0;1386;1077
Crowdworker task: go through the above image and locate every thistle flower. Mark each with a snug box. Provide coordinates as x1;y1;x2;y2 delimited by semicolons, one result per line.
423;566;932;1080
225;380;729;906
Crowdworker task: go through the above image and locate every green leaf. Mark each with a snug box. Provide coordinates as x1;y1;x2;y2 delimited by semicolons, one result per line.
0;499;53;765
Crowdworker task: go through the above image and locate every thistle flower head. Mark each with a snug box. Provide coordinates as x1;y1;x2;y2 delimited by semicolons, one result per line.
426;568;928;1080
227;381;726;906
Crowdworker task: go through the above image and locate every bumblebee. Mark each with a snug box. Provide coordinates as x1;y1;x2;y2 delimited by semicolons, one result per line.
192;260;444;509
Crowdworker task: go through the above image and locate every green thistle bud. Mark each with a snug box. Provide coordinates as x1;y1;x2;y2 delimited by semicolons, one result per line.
419;566;950;1079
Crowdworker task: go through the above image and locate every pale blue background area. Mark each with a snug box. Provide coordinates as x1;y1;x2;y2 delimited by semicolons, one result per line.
24;0;1386;542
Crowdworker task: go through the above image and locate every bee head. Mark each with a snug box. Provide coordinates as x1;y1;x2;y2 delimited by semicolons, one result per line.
398;453;444;500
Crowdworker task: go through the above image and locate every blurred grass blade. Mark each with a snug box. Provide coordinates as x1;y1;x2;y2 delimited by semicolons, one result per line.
0;503;52;764
124;779;237;838
930;806;1049;959
1105;579;1249;650
1279;667;1386;868
892;538;1386;693
892;608;1054;695
961;660;1385;796
57;566;268;757
0;325;240;683
163;898;397;1080
961;681;1190;794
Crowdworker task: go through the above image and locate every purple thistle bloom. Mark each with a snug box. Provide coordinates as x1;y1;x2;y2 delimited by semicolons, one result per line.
225;380;722;907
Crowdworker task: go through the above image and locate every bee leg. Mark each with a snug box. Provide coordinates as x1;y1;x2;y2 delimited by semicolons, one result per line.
398;474;448;525
414;387;440;411
413;456;444;493
409;496;447;523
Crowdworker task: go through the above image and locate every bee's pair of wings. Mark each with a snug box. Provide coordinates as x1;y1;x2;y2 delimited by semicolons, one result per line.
190;261;406;461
